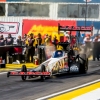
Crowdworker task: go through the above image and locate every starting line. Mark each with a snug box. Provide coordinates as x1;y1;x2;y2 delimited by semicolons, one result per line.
36;79;100;100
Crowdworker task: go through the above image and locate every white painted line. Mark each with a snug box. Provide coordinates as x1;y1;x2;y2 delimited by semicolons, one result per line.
36;79;100;100
0;70;20;75
72;88;100;100
0;72;7;75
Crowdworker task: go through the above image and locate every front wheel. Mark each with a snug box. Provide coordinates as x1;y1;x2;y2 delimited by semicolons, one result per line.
21;65;27;81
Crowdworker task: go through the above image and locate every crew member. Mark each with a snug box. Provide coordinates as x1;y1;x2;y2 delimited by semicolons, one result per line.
5;34;13;45
52;35;58;49
63;35;70;51
83;34;92;43
5;34;14;58
21;34;28;63
17;35;22;46
0;35;5;46
36;33;42;47
48;35;52;45
44;34;49;45
65;35;70;43
0;35;6;63
22;34;27;46
93;36;99;61
70;36;76;47
84;35;93;60
93;36;98;42
98;35;100;41
27;34;35;62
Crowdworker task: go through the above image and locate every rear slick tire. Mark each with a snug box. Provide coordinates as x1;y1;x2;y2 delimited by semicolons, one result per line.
79;54;88;74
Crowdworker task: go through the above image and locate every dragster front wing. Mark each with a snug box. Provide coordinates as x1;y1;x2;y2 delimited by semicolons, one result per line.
7;71;51;77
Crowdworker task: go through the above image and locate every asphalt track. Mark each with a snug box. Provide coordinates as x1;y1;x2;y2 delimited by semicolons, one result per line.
0;61;100;100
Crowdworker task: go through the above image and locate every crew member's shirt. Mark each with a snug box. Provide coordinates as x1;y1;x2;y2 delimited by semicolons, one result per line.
6;37;13;45
0;38;5;46
83;37;92;42
17;39;22;46
28;38;35;47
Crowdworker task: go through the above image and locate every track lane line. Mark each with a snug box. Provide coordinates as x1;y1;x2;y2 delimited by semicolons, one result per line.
0;72;8;75
36;79;100;100
0;69;20;75
0;64;37;75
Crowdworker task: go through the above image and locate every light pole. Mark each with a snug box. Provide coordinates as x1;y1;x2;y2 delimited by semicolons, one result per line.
85;0;87;27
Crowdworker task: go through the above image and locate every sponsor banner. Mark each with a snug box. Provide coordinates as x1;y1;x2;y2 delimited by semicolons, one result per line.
22;19;76;40
6;0;99;3
0;22;19;34
0;22;21;44
9;71;51;76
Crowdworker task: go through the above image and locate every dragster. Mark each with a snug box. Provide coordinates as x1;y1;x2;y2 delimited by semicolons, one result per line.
7;24;93;81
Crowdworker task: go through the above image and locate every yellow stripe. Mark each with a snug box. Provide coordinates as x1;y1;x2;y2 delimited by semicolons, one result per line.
6;63;37;68
49;82;100;100
0;68;15;71
0;63;38;72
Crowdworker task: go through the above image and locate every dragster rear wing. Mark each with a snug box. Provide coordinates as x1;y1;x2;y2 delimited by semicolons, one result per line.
58;23;93;32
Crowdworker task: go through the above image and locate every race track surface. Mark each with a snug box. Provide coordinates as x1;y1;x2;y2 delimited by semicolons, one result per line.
0;61;100;100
